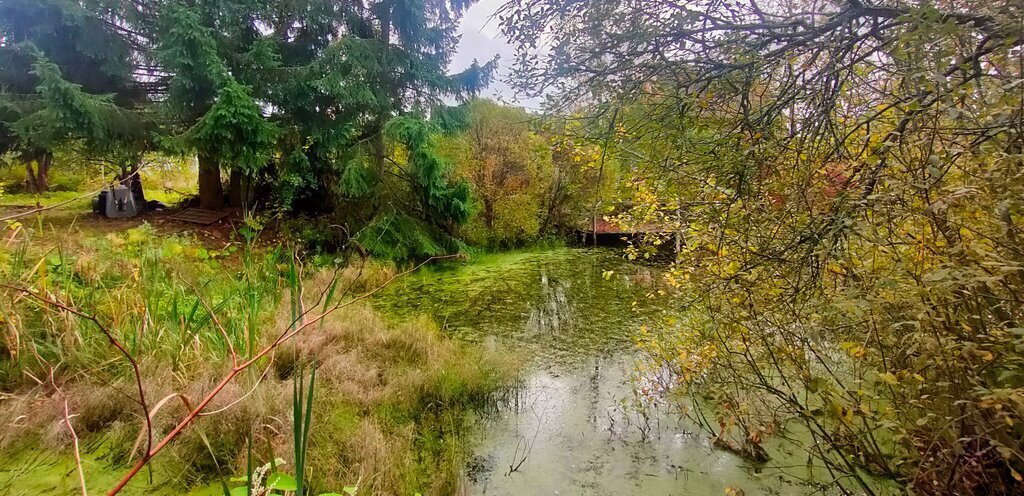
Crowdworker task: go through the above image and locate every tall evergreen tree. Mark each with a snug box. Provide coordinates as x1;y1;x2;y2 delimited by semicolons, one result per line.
3;0;494;256
115;0;492;218
0;0;144;193
257;0;495;212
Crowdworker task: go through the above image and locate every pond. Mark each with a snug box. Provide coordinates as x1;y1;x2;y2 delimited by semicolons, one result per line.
374;247;824;495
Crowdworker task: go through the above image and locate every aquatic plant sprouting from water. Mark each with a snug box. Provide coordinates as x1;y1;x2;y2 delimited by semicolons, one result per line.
225;364;360;496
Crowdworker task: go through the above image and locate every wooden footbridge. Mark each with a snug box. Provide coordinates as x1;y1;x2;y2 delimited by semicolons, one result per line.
577;218;681;253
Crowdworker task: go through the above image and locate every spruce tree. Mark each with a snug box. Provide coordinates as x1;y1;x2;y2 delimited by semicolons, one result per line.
0;0;143;193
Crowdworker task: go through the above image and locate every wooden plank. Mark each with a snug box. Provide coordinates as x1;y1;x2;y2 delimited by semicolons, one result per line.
167;208;229;225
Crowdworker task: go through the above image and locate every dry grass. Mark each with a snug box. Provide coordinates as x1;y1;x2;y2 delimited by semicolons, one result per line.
0;258;518;495
269;271;518;494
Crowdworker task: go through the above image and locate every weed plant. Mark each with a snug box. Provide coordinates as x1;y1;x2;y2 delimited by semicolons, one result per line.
0;217;518;495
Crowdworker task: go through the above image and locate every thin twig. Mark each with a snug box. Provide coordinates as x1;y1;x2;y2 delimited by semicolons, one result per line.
0;283;155;464
183;279;238;368
107;253;461;495
198;355;275;417
50;367;88;496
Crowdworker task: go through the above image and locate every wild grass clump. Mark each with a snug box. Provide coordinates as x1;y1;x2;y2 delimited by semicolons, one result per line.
0;221;281;388
210;290;515;496
276;275;519;495
0;217;518;495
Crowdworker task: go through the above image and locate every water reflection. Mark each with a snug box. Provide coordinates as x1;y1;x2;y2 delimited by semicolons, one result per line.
525;271;572;336
374;249;815;495
470;358;794;495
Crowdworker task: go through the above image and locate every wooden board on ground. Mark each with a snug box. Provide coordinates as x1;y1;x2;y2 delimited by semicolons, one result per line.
167;208;229;225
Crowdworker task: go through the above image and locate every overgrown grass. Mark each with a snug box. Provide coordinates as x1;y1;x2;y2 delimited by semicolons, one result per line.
0;190;90;208
0;187;189;209
0;217;518;495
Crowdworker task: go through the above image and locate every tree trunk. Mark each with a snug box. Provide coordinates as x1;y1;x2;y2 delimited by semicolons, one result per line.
198;154;223;210
38;153;51;192
241;174;253;209
121;158;146;207
228;169;254;209
370;3;393;196
25;153;51;193
24;161;39;193
228;169;242;208
372;131;385;173
483;198;494;229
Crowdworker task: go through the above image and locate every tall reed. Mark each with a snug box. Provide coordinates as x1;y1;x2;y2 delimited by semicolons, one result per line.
293;362;316;496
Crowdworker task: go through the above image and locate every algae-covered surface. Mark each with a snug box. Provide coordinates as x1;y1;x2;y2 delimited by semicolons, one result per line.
0;445;221;495
374;248;669;364
375;247;825;495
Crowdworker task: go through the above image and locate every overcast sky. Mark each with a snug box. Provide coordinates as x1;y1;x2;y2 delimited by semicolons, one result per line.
449;0;540;109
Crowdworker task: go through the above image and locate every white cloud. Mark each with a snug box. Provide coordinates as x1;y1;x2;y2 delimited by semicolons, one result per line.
450;0;541;109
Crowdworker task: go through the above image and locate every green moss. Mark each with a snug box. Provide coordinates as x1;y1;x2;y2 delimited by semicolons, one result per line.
325;402;361;438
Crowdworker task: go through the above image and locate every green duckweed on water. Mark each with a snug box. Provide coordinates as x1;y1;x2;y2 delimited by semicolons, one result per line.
373;247;864;495
374;247;670;365
0;446;222;495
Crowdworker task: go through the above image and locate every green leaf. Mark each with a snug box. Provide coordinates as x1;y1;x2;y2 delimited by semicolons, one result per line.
266;472;297;491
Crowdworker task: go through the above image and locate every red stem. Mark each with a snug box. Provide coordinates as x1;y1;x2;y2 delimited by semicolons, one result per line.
4;254;461;495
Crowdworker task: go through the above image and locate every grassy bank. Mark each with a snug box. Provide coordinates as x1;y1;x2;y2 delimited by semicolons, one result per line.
0;218;518;495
